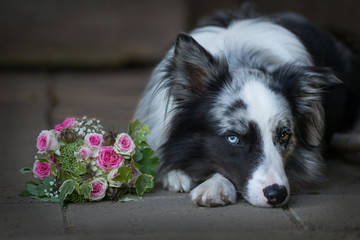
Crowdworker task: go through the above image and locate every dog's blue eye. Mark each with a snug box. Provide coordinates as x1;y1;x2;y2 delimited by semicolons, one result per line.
227;136;239;145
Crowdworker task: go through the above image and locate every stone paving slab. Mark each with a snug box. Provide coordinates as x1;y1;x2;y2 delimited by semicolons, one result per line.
289;194;360;232
0;74;49;203
0;203;64;238
64;189;296;239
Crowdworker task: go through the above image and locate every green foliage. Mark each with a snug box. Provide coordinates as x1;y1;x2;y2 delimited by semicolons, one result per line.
118;194;142;202
21;177;60;203
129;119;159;177
134;174;154;196
59;179;75;206
65;191;87;203
112;167;134;184
57;139;84;172
19;167;32;174
80;182;93;199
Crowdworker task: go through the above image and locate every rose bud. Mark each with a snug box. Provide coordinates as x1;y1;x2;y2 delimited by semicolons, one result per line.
60;128;77;143
103;131;117;146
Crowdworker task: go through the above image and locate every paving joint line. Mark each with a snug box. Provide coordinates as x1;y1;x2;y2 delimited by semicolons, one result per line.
283;206;308;231
61;206;72;233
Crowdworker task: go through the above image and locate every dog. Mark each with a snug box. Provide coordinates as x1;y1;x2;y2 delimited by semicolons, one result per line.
135;7;359;207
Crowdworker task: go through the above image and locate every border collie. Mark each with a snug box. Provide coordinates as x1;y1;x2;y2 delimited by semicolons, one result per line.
135;8;359;207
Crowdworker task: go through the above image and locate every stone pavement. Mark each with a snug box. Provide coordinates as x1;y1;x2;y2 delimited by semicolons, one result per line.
1;70;360;240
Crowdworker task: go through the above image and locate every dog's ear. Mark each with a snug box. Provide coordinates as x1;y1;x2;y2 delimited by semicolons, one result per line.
165;32;229;100
273;66;341;114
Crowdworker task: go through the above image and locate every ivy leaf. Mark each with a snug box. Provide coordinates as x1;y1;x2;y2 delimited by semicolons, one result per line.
59;179;75;207
42;176;55;185
136;148;159;176
19;167;32;174
134;174;154;196
80;182;93;199
20;190;31;197
140;124;151;134
128;119;141;137
118;194;143;202
112;167;134;184
26;182;38;196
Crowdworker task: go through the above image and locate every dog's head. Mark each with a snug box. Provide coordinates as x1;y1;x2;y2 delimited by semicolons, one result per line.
162;33;340;207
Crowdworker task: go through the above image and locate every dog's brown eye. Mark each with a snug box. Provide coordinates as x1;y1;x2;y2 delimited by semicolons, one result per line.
279;132;290;143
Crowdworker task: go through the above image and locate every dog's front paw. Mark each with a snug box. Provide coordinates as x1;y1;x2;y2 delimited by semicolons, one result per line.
190;173;237;207
162;169;192;193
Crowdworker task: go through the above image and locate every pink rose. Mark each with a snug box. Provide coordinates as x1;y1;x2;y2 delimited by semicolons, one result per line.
78;146;92;160
36;130;60;154
54;124;64;133
84;133;103;148
62;118;76;128
89;178;108;201
54;118;76;133
96;146;124;171
33;160;51;179
114;133;135;155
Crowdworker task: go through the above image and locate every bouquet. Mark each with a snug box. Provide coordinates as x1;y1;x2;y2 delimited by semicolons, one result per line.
20;117;159;206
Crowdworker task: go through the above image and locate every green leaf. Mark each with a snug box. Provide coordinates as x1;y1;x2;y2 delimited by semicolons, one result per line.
128;119;141;136
20;190;31;197
140;124;151;134
134;174;154;196
26;182;38;196
80;182;93;199
59;179;75;207
30;195;60;203
42;176;55;186
74;182;80;194
136;148;159;176
135;131;147;143
134;149;143;162
51;166;57;176
112;167;134;184
20;167;32;174
75;161;87;175
118;194;143;202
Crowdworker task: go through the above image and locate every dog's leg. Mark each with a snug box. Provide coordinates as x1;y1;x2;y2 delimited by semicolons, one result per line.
190;173;237;207
162;169;192;193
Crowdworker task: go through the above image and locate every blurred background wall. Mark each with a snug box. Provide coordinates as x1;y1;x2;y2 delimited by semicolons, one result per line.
0;0;359;70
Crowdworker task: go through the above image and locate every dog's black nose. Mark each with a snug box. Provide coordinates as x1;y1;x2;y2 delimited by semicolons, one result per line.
263;184;288;206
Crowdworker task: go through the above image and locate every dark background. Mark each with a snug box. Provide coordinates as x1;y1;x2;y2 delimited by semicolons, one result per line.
0;0;359;70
